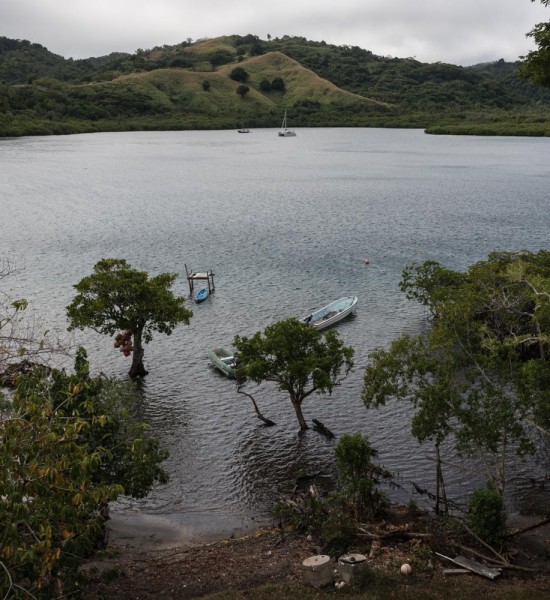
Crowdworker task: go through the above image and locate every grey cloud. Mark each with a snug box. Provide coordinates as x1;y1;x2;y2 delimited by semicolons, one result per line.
2;0;549;65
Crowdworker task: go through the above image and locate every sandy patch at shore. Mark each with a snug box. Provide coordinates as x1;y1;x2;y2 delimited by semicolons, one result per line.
104;509;270;556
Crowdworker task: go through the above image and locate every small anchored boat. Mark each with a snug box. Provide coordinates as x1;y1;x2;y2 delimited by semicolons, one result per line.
278;109;296;137
195;288;209;303
208;347;236;378
302;296;358;330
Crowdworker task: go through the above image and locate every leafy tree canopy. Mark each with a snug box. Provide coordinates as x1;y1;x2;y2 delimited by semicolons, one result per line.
234;318;354;430
271;77;286;91
66;258;192;378
0;348;168;597
519;0;550;86
236;84;250;97
229;66;248;82
363;250;550;493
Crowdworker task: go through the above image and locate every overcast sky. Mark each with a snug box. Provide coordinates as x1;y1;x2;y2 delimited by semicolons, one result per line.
2;1;549;66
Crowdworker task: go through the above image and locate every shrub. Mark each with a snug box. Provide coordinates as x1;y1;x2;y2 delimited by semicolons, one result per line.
209;51;233;67
259;79;272;92
236;84;249;98
466;486;507;547
272;433;390;546
229;67;248;83
335;433;389;521
271;77;286;91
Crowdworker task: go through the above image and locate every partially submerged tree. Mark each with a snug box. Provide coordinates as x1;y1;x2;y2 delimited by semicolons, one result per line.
363;250;550;503
233;317;354;431
66;259;192;378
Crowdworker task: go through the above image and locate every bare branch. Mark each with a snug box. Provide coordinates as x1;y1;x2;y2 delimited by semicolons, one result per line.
236;384;275;426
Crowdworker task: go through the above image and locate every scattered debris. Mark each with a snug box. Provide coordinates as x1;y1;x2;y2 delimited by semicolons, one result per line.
436;552;502;579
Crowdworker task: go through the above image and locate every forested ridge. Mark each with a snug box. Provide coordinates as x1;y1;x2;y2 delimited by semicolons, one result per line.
2;34;550;136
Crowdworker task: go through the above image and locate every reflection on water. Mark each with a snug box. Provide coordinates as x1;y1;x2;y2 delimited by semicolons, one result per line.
1;128;549;531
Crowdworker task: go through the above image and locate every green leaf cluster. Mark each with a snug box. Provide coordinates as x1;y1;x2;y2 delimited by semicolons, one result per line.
363;250;550;492
273;433;388;543
66;258;192;378
234;318;354;430
466;486;507;547
335;433;389;521
0;348;168;597
67;258;191;341
520;1;550;87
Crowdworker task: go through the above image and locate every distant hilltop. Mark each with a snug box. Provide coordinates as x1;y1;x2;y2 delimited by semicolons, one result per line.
1;34;550;137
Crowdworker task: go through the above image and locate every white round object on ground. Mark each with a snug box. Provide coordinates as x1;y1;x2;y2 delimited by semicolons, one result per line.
400;563;412;575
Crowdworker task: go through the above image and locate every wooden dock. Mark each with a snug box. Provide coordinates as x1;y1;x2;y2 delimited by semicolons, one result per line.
185;264;215;296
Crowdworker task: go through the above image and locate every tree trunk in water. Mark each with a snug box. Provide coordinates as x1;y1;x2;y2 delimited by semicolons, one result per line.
129;331;148;379
292;396;308;431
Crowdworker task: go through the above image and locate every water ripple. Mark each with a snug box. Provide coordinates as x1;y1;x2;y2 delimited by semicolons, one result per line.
2;128;549;529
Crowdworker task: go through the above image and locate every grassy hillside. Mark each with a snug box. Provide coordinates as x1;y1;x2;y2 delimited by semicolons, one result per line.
223;52;388;107
1;34;550;136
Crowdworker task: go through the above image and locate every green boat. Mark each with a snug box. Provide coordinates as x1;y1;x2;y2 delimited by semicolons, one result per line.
208;347;236;378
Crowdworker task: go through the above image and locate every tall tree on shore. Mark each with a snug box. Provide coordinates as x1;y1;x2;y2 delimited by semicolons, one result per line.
233;318;354;431
362;250;550;496
67;259;192;378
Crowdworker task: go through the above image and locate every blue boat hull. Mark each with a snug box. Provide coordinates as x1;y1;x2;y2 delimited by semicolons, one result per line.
195;288;209;303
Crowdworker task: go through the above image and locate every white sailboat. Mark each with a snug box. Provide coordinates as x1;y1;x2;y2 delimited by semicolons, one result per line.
278;109;296;137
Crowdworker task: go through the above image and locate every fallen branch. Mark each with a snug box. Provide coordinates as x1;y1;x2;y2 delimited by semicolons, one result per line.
312;419;334;439
508;517;550;537
237;386;275;426
453;517;508;564
357;527;431;542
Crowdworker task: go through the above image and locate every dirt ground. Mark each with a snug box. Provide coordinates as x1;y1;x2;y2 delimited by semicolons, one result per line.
82;507;550;599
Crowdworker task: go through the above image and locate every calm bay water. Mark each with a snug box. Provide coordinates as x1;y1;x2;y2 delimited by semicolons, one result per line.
1;128;549;537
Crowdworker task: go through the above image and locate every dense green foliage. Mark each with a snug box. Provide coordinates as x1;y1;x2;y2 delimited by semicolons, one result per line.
363;250;550;496
233;318;354;430
229;66;248;82
236;84;249;98
0;349;168;598
67;259;192;378
519;1;550;87
466;486;508;547
335;433;389;522
274;433;388;544
2;33;550;136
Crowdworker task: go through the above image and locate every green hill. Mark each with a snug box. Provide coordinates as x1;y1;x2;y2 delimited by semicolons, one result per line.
1;34;550;136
